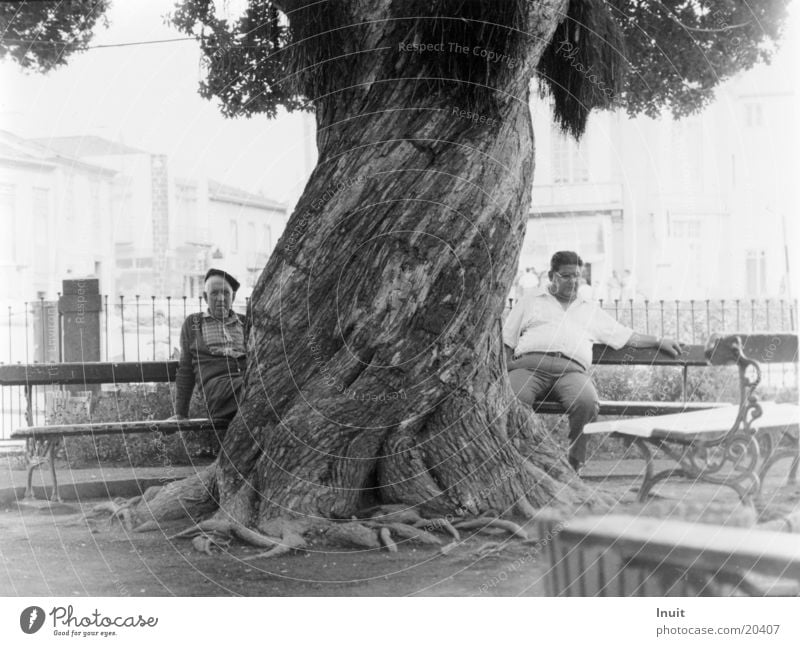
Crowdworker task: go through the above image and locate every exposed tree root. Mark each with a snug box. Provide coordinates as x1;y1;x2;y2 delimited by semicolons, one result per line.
413;517;460;540
379;527;398;552
454;517;529;540
191;534;232;556
325;522;382;549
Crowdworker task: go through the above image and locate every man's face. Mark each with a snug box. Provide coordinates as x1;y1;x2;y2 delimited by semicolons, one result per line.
550;263;582;300
204;276;235;317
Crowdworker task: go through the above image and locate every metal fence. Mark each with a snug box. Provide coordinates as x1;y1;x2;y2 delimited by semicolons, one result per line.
1;295;250;365
0;296;797;440
506;297;797;343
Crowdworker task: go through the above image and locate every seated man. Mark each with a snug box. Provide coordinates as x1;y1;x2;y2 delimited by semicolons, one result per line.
503;251;681;474
168;268;247;424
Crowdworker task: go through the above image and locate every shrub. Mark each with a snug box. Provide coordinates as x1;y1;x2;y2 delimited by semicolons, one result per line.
53;384;222;468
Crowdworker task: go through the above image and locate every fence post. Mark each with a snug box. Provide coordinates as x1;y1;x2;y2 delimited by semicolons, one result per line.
24;301;29;362
135;295;141;363
151;295;156;361
103;294;109;361
167;296;172;356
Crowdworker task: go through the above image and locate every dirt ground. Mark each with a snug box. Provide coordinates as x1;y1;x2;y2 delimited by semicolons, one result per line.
1;459;798;597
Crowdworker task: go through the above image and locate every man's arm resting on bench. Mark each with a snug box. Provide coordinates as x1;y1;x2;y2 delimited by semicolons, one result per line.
626;332;682;358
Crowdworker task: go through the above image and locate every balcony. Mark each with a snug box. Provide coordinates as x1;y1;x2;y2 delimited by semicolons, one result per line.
532;182;623;213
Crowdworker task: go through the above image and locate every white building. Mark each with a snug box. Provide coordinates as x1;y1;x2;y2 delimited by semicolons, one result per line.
0;133;289;301
524;40;797;302
0;131;117;302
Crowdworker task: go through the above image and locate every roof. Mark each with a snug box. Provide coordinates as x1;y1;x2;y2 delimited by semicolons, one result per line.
207;179;286;211
0;130;117;175
30;135;148;158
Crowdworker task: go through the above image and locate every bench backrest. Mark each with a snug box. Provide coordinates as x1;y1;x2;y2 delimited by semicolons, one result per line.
0;344;712;388
0;362;177;387
705;333;798;366
540;514;800;596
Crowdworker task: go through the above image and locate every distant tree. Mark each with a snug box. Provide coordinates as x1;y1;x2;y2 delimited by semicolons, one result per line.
3;0;790;552
0;1;111;72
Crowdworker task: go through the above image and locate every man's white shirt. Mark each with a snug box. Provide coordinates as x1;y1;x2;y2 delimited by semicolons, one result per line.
503;291;633;369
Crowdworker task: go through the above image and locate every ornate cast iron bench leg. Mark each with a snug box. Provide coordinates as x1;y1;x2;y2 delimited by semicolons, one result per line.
756;428;800;497
628;433;761;505
23;437;62;502
631;437;692;502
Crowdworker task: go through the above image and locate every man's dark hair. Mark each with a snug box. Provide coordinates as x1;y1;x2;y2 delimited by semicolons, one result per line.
549;251;583;278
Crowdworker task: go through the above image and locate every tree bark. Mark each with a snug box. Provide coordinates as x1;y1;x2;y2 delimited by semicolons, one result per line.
139;0;607;532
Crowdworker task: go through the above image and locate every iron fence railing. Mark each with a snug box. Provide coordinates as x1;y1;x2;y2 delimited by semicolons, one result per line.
0;296;797;439
505;297;797;343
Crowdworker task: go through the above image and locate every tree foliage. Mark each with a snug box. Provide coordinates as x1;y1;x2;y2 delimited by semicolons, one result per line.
166;0;790;136
0;0;110;72
609;0;790;119
1;0;790;134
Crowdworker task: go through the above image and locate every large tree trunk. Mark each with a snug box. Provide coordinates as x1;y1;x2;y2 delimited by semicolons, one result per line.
139;0;606;533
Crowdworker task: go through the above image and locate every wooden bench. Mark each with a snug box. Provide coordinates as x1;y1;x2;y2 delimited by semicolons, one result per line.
538;514;800;596
532;343;727;417
0;361;228;501
584;333;799;505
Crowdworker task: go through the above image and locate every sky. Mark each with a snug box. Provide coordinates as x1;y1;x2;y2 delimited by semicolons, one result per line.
0;0;315;206
1;0;798;209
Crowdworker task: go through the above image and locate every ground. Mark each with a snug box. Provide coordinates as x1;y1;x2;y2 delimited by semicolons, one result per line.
1;456;797;596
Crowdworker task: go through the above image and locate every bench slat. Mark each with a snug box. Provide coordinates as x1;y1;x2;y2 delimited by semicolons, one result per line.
0;362;178;386
559;515;800;580
0;343;715;388
11;418;227;439
534;400;727;416
592;344;708;366
706;333;798;366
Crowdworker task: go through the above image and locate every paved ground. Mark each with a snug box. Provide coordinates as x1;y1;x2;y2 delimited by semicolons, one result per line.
0;456;797;596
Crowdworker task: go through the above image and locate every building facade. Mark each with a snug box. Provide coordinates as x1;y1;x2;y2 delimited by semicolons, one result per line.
0;131;117;303
0;133;289;302
524;43;797;302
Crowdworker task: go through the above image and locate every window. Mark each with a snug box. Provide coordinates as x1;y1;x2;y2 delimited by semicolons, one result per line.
90;180;101;232
262;224;272;252
670;218;701;239
745;250;767;296
175;183;198;240
247;221;256;258
551;127;589;184
745;103;763;127
230;219;238;253
0;183;15;263
32;188;49;272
